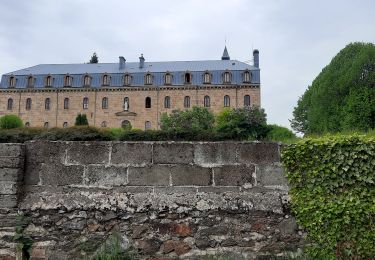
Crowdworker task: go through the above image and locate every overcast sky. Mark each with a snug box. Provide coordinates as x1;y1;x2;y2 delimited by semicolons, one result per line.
0;0;374;129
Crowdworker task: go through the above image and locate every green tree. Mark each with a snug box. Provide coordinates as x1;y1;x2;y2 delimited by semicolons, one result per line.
75;114;89;126
291;42;375;134
160;106;214;132
0;114;23;129
89;52;99;64
215;106;269;140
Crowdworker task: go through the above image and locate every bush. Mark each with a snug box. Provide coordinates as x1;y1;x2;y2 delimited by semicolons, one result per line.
282;135;375;258
0;115;23;129
75;114;89;126
266;124;298;143
34;126;113;141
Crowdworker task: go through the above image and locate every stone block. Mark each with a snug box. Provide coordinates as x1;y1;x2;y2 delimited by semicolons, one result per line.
154;187;197;194
278;218;298;235
238;142;280;165
66;142;110;165
0;195;18;208
111;142;152;165
0;182;19;195
23;163;42;185
171;165;212;186
197;186;241;193
86;165;127;186
194;142;237;166
128;165;170;186
0;157;23;168
0;144;24;157
257;165;288;188
0;169;22;182
214;165;255;186
153;142;194;164
25;141;66;164
40;164;84;186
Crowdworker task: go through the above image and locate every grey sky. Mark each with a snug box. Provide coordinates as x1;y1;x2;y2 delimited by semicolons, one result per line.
0;0;374;129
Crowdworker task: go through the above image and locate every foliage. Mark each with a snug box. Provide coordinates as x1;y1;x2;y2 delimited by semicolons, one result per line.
0;128;44;143
13;213;33;260
160;106;215;132
215;107;269;140
75;113;89;126
266;124;298;143
93;233;137;260
89;52;99;64
291;42;375;134
282;135;375;258
0;114;23;129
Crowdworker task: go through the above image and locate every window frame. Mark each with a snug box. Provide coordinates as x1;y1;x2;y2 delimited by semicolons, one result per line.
145;97;151;108
222;71;232;84
26;98;32;110
145;73;153;85
164;73;172;85
102;74;110;86
244;95;251;107
83;75;91;87
83;97;89;109
123;74;132;86
203;72;211;84
45;75;53;87
224;95;230;107
145;121;151;130
164;96;171;109
184;72;192;84
9;76;16;88
184;96;190;108
27;76;34;88
7;98;13;110
45;98;51;110
243;70;252;83
102;97;108;109
204;95;210;107
64;75;72;87
64;98;70;109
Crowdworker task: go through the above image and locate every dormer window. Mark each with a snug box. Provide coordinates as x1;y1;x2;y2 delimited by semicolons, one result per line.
64;75;72;87
145;73;153;85
184;72;192;84
203;72;211;84
243;71;252;83
8;76;16;88
123;74;132;86
45;75;53;87
164;73;172;85
83;75;91;86
102;74;110;86
27;76;34;88
223;71;232;84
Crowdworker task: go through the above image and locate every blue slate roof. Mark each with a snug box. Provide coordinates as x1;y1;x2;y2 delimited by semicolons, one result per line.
0;59;260;89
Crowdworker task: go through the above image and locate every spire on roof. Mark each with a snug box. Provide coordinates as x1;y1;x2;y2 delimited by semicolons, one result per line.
221;46;230;60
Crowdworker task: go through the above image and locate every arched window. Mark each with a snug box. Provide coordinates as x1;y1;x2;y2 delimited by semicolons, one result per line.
184;96;190;108
101;121;107;128
83;75;91;86
223;71;232;83
145;121;151;130
64;75;72;87
243;71;251;82
44;122;49;128
9;76;16;88
45;98;51;110
102;74;110;86
124;97;130;111
7;98;13;110
203;72;211;84
45;76;53;87
27;76;34;88
184;72;191;84
102;97;108;109
63;122;68;128
145;97;151;108
121;120;131;129
26;98;32;110
224;95;230;107
123;74;131;85
244;95;251;107
25;122;30;128
204;95;210;107
164;73;172;85
164;96;171;108
64;98;69;109
83;97;89;109
145;73;153;85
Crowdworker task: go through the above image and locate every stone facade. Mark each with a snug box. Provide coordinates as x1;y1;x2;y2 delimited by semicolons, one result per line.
0;141;305;259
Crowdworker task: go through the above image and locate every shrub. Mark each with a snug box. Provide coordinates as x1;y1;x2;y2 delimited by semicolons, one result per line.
34;126;113;141
75;113;89;126
0;115;23;129
282;135;375;258
266;124;298;143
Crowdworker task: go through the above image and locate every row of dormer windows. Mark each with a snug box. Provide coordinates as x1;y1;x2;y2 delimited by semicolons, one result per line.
7;71;252;88
24;120;153;130
5;95;251;111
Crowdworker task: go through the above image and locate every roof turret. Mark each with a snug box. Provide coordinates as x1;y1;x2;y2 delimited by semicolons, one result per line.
221;46;230;60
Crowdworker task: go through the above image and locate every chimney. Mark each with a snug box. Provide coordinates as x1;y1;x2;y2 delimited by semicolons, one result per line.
119;56;126;70
139;54;145;68
253;49;259;68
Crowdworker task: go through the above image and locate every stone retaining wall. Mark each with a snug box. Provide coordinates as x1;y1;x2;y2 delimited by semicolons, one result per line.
0;141;304;259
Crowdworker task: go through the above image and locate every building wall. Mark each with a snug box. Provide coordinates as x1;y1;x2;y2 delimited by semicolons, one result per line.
0;85;260;129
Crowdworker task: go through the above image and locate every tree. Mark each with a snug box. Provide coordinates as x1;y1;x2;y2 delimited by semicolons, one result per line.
291;42;375;134
215;106;269;140
0;114;23;129
75;114;89;126
89;52;99;64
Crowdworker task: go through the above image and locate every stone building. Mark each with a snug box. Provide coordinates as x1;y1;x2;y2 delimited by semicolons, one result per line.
0;47;260;129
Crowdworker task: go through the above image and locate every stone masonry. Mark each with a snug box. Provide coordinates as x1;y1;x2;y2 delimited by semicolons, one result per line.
0;141;304;259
